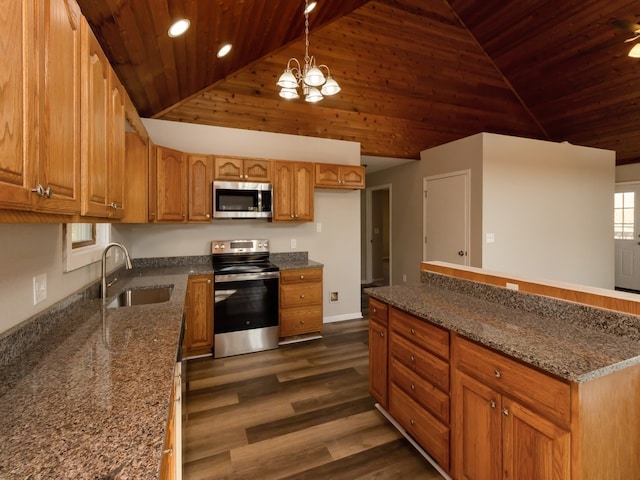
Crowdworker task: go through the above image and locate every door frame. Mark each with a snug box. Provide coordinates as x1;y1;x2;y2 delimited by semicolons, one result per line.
365;184;392;285
615;180;640;290
423;169;471;265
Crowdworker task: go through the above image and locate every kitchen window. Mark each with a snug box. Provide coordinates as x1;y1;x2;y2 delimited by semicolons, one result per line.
614;191;634;240
63;223;111;272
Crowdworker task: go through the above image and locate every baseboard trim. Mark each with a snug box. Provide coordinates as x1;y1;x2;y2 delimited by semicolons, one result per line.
323;312;364;323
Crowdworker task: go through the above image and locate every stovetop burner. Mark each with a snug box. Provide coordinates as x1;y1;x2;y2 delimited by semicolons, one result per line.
211;239;278;275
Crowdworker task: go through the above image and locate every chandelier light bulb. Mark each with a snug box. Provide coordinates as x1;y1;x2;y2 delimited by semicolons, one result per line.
321;76;341;96
277;69;298;89
280;88;300;100
304;65;325;87
629;43;640;58
305;87;323;103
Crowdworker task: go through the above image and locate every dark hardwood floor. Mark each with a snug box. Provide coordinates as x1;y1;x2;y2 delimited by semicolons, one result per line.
182;317;443;479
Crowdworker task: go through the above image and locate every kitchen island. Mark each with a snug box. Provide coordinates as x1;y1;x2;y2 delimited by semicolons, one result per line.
0;264;210;479
367;264;640;479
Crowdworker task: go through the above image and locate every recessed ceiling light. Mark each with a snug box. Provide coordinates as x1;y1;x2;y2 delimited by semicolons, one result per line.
304;1;317;15
168;19;190;38
217;43;232;58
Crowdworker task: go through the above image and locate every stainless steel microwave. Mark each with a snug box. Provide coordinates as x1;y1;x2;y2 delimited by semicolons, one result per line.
212;181;273;219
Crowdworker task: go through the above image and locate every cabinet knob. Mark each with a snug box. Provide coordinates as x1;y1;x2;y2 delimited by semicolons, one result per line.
206;214;210;218
31;184;52;198
207;279;211;284
373;307;377;313
300;294;305;298
379;332;384;338
410;328;415;335
409;419;415;426
410;355;415;362
291;214;295;218
502;408;510;416
300;275;304;279
410;384;415;391
489;400;496;409
494;369;501;378
300;320;305;324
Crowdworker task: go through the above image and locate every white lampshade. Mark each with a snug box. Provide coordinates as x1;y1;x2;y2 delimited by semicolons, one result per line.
629;43;640;58
277;70;298;89
305;87;323;103
279;87;300;100
321;76;341;96
304;66;325;87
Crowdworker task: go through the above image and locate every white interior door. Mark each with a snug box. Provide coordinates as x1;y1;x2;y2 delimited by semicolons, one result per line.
424;170;470;265
615;183;640;290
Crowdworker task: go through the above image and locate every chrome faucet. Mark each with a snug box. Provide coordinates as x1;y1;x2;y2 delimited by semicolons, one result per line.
101;242;133;302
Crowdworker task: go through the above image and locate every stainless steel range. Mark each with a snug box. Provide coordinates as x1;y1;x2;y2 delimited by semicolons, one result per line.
211;239;279;358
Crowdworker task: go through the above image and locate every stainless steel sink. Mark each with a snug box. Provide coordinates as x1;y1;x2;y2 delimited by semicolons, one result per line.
106;286;174;308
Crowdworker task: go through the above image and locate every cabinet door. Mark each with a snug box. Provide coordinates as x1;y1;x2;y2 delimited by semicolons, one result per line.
454;372;502;480
81;24;110;217
293;162;314;221
156;147;187;222
184;275;214;354
214;157;243;180
339;165;365;189
36;0;82;214
121;132;148;223
107;69;126;218
502;397;570;480
244;159;271;181
273;161;295;221
148;143;157;222
188;154;213;221
0;0;36;210
369;318;388;408
314;163;340;187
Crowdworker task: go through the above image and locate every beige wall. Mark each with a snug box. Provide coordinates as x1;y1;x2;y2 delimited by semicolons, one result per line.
366;133;615;289
616;163;640;183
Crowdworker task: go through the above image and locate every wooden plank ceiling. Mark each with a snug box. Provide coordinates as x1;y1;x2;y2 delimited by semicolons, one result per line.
78;0;640;164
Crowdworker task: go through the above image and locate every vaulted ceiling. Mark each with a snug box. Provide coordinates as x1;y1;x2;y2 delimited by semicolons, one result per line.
77;0;640;165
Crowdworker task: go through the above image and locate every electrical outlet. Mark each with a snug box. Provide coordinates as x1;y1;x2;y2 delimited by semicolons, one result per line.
316;222;322;233
506;282;519;291
291;238;297;249
402;274;407;283
330;291;339;302
33;273;47;305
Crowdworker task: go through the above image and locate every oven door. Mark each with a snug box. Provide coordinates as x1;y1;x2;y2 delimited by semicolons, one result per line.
214;271;279;333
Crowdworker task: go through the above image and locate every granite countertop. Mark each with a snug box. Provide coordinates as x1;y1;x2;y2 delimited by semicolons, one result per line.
367;284;640;383
270;252;323;270
0;265;208;479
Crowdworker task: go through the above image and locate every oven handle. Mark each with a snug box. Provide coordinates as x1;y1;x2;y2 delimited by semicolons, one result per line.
215;271;280;282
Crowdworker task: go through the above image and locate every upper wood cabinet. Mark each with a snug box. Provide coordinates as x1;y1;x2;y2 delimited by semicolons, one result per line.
81;23;126;219
156;146;187;222
273;161;314;222
188;154;213;222
214;156;271;182
314;163;365;189
121;132;149;223
0;0;82;214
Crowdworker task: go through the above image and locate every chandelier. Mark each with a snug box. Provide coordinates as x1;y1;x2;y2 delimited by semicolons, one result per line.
276;0;341;103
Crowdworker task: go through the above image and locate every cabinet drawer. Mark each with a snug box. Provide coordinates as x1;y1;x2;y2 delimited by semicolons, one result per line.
280;268;323;284
369;298;388;325
280;283;322;307
390;307;449;360
390;332;449;392
280;306;323;336
390;383;450;471
391;356;449;424
455;336;571;426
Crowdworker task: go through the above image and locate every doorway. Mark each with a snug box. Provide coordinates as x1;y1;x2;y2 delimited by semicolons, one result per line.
423;170;470;265
365;185;391;286
615;182;640;291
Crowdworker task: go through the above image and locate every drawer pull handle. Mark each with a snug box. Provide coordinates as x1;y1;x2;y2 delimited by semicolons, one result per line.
502;408;509;416
410;355;415;362
489;400;496;409
410;328;415;335
410;384;415;391
410;419;415;426
163;448;173;455
379;332;384;338
494;369;501;378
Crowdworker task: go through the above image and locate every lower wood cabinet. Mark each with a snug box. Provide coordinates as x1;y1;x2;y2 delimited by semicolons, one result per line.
183;274;214;357
279;268;323;337
159;363;182;480
368;298;389;408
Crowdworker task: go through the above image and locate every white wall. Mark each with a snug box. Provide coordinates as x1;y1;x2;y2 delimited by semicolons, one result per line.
126;119;362;322
482;135;615;288
366;132;615;289
0;224;126;334
616;163;640;183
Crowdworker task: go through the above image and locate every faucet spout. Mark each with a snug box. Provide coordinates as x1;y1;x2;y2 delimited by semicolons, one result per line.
101;242;133;302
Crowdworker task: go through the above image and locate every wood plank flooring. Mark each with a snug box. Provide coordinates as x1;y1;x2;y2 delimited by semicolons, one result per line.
183;318;443;479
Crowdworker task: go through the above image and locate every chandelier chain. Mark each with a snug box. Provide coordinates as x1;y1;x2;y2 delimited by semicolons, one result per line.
304;0;310;64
